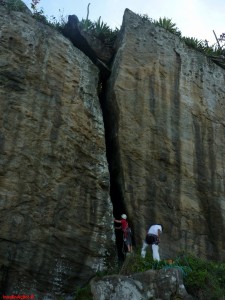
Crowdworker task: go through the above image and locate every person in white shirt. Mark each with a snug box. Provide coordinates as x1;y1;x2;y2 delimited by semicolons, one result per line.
141;224;163;261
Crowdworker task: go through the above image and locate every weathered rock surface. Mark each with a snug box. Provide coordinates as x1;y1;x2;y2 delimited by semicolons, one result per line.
0;5;113;297
79;28;115;65
62;15;112;78
106;9;225;260
91;267;193;300
1;2;225;298
0;0;31;14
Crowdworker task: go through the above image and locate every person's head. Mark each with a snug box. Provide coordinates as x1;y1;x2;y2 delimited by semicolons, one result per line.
121;214;127;219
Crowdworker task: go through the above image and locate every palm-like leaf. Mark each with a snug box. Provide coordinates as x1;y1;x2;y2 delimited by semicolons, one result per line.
154;17;181;36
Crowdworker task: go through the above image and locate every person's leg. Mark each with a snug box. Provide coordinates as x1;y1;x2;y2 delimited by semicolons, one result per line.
126;234;132;252
141;241;148;258
152;244;160;261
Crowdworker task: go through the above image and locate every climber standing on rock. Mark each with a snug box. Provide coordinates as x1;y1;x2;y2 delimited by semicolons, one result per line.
141;224;163;261
114;214;132;253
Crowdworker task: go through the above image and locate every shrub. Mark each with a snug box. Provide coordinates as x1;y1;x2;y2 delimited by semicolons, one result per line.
108;249;225;299
173;254;225;299
79;16;119;45
74;285;92;300
2;0;28;12
154;17;181;37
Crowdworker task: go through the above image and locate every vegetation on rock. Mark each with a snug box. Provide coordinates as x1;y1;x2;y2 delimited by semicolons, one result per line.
1;0;29;12
5;0;221;67
138;13;225;68
79;16;119;45
154;16;182;37
75;250;225;299
122;251;225;299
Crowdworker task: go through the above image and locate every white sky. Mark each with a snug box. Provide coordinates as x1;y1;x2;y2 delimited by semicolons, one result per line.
22;0;225;45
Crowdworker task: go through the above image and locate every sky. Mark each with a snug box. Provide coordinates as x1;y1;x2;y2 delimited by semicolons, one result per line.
22;0;225;46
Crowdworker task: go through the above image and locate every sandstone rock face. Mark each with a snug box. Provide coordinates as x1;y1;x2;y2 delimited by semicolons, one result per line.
91;268;193;300
0;6;113;296
80;28;115;64
107;9;225;261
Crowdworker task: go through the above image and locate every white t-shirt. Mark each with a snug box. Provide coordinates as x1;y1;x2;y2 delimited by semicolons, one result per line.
148;224;162;236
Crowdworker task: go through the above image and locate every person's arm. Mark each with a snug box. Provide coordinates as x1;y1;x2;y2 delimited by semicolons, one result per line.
114;219;122;229
114;219;121;223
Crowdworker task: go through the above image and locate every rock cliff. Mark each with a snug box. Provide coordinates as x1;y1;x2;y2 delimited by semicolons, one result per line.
106;9;225;261
0;2;225;299
0;4;113;297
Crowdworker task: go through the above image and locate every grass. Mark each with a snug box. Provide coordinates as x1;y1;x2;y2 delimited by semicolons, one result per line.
75;249;225;299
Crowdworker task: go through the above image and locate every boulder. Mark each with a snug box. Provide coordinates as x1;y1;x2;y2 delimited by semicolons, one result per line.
91;267;193;300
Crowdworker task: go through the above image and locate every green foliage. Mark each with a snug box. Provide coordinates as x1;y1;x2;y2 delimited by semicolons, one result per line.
74;285;93;300
80;18;94;31
29;1;66;32
181;37;206;52
154;17;181;37
181;36;225;66
79;17;119;45
2;0;27;12
30;0;40;12
48;10;67;32
177;254;225;299
118;249;190;276
136;14;224;65
94;16;111;34
32;9;49;24
61;252;225;300
110;250;225;299
139;13;153;23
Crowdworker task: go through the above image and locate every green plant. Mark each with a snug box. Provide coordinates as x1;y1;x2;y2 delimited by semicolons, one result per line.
80;18;94;31
79;16;119;45
111;250;225;299
154;17;181;36
2;0;27;12
48;9;67;32
94;17;110;34
30;0;40;13
74;285;93;300
182;36;206;51
138;13;153;23
29;0;49;24
29;0;66;31
175;254;225;299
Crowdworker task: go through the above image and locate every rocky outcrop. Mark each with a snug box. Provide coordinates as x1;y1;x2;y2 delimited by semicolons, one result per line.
91;268;193;300
106;9;225;261
0;0;31;14
62;15;112;78
1;2;225;299
0;5;113;297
